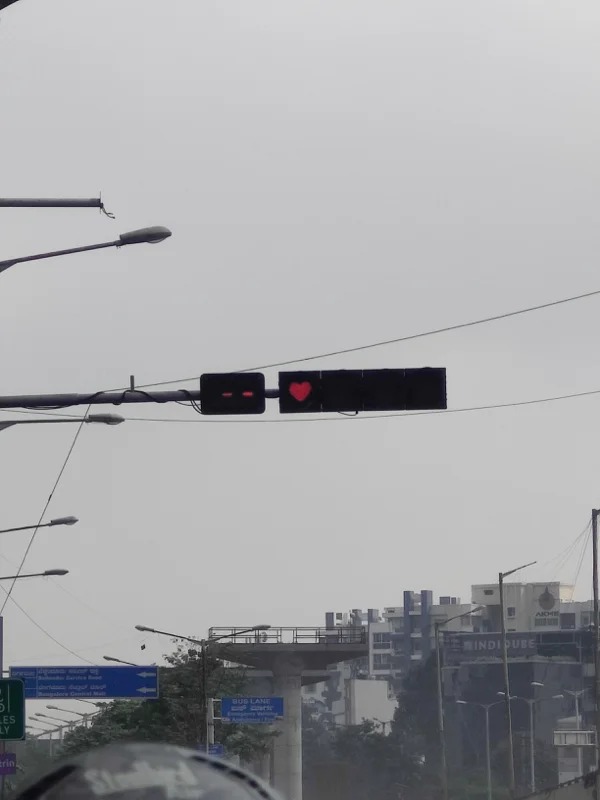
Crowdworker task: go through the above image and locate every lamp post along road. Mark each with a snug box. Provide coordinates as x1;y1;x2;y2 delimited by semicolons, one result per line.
135;623;271;751
0;225;171;275
499;560;536;795
456;700;504;800
434;606;484;800
564;689;587;776
0;517;77;535
0;413;124;433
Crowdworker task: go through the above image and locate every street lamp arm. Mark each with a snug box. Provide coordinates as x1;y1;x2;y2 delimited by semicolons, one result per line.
0;239;118;273
501;560;537;579
0;226;171;274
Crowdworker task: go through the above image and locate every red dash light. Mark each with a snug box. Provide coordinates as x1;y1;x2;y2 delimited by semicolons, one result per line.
200;373;266;415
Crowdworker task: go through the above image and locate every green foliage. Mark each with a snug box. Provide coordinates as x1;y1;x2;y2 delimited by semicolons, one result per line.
60;642;274;761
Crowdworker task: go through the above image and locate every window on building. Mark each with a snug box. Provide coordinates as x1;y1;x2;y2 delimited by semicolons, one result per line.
535;617;560;627
484;589;493;596
560;613;576;630
373;653;392;670
412;639;422;653
581;612;592;629
461;616;472;627
507;607;516;617
373;633;392;649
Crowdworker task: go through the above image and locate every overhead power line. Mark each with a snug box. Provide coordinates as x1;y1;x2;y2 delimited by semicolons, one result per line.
122;283;600;390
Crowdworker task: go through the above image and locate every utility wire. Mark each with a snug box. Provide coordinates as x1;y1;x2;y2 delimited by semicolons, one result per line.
569;525;593;600
0;591;95;665
0;406;90;615
112;284;600;390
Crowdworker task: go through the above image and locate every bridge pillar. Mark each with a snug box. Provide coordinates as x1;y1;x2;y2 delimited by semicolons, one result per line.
272;660;303;800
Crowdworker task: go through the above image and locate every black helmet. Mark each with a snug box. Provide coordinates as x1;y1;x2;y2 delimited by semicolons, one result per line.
11;742;283;800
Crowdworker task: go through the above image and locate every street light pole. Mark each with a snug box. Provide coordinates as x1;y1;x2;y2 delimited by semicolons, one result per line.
564;689;587;776
0;569;68;580
456;700;503;800
103;656;138;667
0;197;113;217
592;509;600;789
0;517;77;535
434;606;484;800
499;560;536;796
0;226;171;275
0;413;124;433
499;686;563;793
135;623;271;753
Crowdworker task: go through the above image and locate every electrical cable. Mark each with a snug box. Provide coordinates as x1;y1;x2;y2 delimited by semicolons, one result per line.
544;520;591;576
0;590;95;665
91;385;600;424
104;283;600;391
569;524;593;600
0;405;90;615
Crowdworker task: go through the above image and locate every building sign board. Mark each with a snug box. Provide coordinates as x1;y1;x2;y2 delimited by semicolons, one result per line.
442;631;590;665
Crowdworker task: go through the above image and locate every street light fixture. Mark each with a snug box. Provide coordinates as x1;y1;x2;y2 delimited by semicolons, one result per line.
103;655;139;667
136;623;271;750
0;517;78;535
0;569;68;579
499;560;537;796
46;706;86;718
0;226;172;275
456;699;505;800
35;712;72;725
563;688;588;776
434;606;485;800
0;413;125;433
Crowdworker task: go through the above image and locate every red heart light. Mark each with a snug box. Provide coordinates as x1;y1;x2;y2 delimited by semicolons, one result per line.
289;381;312;402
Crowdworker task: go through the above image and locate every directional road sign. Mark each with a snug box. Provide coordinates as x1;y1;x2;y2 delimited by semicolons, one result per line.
208;744;225;757
221;697;283;724
9;666;159;700
0;680;25;740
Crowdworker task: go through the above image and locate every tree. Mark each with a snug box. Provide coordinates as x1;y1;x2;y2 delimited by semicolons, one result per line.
60;642;274;762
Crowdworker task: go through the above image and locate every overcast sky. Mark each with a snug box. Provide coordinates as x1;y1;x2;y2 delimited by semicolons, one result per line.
2;0;600;718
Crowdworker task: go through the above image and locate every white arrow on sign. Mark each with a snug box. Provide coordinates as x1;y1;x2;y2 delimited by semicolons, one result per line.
137;672;156;679
136;687;156;695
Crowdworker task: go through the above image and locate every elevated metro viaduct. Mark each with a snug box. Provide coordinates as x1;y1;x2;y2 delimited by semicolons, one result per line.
210;626;368;800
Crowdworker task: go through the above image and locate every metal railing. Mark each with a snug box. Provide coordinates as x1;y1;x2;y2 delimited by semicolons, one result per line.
208;626;367;645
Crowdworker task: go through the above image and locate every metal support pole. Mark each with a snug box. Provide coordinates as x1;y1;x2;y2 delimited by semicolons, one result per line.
575;693;583;777
499;571;516;796
529;700;536;793
592;509;600;790
201;644;209;752
207;698;215;747
484;706;492;800
435;623;449;800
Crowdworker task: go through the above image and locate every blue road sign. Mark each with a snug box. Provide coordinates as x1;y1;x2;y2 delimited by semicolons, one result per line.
221;696;283;724
9;666;159;700
208;744;225;757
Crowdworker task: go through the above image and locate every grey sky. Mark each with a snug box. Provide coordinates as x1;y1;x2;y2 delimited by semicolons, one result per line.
1;0;600;716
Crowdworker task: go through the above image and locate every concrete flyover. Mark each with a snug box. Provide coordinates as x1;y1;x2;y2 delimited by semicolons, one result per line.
209;625;368;800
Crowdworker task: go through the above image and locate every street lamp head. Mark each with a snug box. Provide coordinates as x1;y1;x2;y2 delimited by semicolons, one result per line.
43;569;69;577
49;516;78;527
135;624;154;633
456;700;468;705
252;625;271;632
46;706;59;711
531;682;544;687
553;694;564;699
85;414;125;426
118;226;172;246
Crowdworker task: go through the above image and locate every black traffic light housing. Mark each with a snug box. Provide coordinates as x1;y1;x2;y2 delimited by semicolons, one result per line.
278;368;446;413
200;372;266;415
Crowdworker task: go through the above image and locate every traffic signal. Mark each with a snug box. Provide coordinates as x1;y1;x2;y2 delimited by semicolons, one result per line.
200;373;266;415
278;368;446;413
